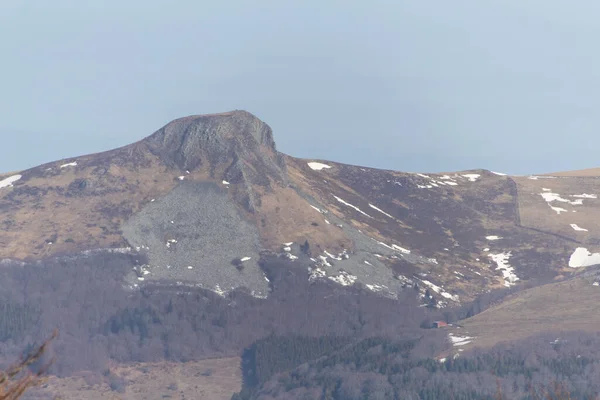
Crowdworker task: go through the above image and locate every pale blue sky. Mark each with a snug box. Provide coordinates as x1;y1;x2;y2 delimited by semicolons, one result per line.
2;1;600;174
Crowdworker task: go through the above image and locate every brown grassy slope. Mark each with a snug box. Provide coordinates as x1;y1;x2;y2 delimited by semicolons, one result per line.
37;358;241;400
544;168;600;177
0;148;183;260
513;176;600;245
452;277;600;350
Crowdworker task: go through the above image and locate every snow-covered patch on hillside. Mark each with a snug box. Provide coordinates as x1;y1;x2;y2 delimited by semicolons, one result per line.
213;284;226;297
569;247;600;268
60;161;77;168
240;256;252;262
486;236;503;241
375;240;411;254
570;224;588;232
491;171;507;176
333;195;372;218
421;280;459;302
462;174;480;182
368;203;394;219
449;334;474;347
0;174;22;189
307;162;332;171
488;251;519;287
365;283;392;296
308;266;327;281
222;180;230;185
540;192;583;205
572;193;597;199
529;176;557;180
550;206;568;215
328;270;357;286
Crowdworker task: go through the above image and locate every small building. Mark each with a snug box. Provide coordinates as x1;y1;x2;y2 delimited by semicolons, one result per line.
432;321;448;328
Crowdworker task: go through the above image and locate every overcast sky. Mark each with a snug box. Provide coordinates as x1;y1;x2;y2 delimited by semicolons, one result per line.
2;1;599;174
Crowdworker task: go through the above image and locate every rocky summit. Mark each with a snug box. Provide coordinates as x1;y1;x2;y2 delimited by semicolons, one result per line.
2;110;600;307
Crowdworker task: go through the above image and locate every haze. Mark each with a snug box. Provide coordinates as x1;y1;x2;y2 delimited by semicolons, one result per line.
2;0;599;175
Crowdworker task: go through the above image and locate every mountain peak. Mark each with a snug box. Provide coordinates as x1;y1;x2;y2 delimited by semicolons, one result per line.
143;110;287;211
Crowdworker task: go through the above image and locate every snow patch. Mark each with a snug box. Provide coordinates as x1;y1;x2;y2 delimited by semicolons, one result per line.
488;252;519;287
178;176;185;181
551;206;568;215
213;285;226;297
222;180;230;185
60;161;77;168
570;224;588;232
486;236;503;241
368;203;394;219
333;195;372;218
568;247;600;268
572;193;597;199
491;171;507;176
421;280;459;301
376;240;411;254
240;257;252;262
462;174;480;182
365;283;390;293
449;334;474;347
0;175;22;189
540;192;583;205
328;271;357;286
307;162;332;171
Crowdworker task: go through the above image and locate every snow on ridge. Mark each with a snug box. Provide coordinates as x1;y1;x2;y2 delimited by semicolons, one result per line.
569;247;600;268
488;251;519;287
60;161;77;168
462;174;481;182
307;162;332;171
368;203;394;219
570;224;588;232
333;195;372;218
486;235;503;241
240;256;252;262
572;194;597;199
0;174;22;189
491;171;507;176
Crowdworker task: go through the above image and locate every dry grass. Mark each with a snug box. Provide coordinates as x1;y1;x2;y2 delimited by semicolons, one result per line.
0;152;180;259
38;357;241;400
513;175;600;243
543;168;600;177
453;278;600;350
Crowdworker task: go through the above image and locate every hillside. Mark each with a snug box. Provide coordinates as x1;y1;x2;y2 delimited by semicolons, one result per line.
2;111;600;308
3;110;600;398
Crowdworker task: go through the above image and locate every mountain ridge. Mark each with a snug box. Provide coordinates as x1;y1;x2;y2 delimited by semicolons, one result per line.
2;110;600;307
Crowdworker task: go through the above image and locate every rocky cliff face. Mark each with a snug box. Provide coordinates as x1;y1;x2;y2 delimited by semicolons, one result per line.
143;110;287;212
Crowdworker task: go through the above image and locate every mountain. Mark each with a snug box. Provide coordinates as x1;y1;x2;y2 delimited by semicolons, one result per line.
2;110;599;305
3;110;600;398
